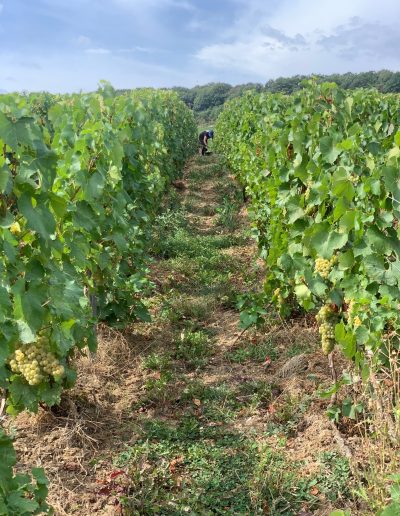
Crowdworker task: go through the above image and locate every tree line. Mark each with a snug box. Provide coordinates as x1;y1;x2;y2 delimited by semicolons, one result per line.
170;70;400;123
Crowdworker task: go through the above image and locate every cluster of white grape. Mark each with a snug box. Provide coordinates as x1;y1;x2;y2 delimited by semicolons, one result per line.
10;221;21;235
9;340;65;386
273;287;284;310
344;298;362;328
305;204;317;216
314;255;337;279
316;304;337;355
304;179;313;201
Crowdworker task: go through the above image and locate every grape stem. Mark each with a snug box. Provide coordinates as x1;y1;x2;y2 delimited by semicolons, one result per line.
328;351;338;407
0;394;6;422
231;325;251;347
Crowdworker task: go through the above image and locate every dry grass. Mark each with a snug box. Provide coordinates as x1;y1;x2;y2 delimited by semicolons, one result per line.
8;326;156;514
346;343;400;512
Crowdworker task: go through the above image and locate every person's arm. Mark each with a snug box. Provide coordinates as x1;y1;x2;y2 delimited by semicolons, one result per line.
203;135;208;145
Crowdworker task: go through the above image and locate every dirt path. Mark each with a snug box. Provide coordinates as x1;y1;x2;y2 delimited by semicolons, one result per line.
10;156;365;515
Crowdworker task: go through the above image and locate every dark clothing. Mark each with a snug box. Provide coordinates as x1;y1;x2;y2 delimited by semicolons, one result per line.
199;131;208;144
199;131;208;155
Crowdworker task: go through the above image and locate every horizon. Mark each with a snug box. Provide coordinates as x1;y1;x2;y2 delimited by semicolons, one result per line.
1;0;400;93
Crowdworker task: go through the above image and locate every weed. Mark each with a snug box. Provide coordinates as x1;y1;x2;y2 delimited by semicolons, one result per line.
115;417;320;515
200;204;217;216
143;371;175;402
215;195;240;230
316;451;352;503
142;352;171;372
349;343;400;513
150;207;188;252
285;342;313;358
174;329;212;369
189;159;224;181
236;380;275;405
181;380;239;422
249;446;317;514
159;228;246;260
160;294;213;324
226;338;278;364
272;393;312;437
214;284;240;309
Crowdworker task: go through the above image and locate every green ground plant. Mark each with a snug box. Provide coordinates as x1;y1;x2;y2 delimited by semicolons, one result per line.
106;156;356;515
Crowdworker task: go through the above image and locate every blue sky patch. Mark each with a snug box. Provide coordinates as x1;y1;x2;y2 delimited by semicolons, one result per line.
1;0;399;92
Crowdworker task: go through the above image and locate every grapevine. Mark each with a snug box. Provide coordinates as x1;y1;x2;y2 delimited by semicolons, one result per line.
216;80;400;383
0;84;197;512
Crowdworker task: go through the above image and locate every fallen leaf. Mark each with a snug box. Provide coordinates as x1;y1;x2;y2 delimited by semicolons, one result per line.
169;456;184;473
310;486;319;496
63;462;80;472
193;398;201;406
207;421;223;427
98;485;112;496
140;462;152;473
110;470;126;480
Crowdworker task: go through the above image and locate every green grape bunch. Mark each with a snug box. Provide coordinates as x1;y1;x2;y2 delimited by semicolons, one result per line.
273;287;285;311
344;298;363;328
9;339;65;386
304;179;313;201
316;304;338;355
314;255;337;279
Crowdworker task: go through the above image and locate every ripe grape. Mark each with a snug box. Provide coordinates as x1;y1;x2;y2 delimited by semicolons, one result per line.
8;338;65;386
316;304;337;355
10;221;21;235
314;256;337;279
272;287;285;312
344;298;361;328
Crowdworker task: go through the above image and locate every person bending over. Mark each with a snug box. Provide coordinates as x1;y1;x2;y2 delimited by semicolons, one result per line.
198;129;214;155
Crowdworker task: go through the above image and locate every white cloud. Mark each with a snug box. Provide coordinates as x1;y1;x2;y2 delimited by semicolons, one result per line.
196;0;400;79
77;35;91;46
135;46;154;53
85;48;111;55
118;46;156;54
317;19;400;61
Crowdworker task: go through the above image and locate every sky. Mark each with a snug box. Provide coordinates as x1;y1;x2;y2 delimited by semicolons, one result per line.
1;0;400;92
